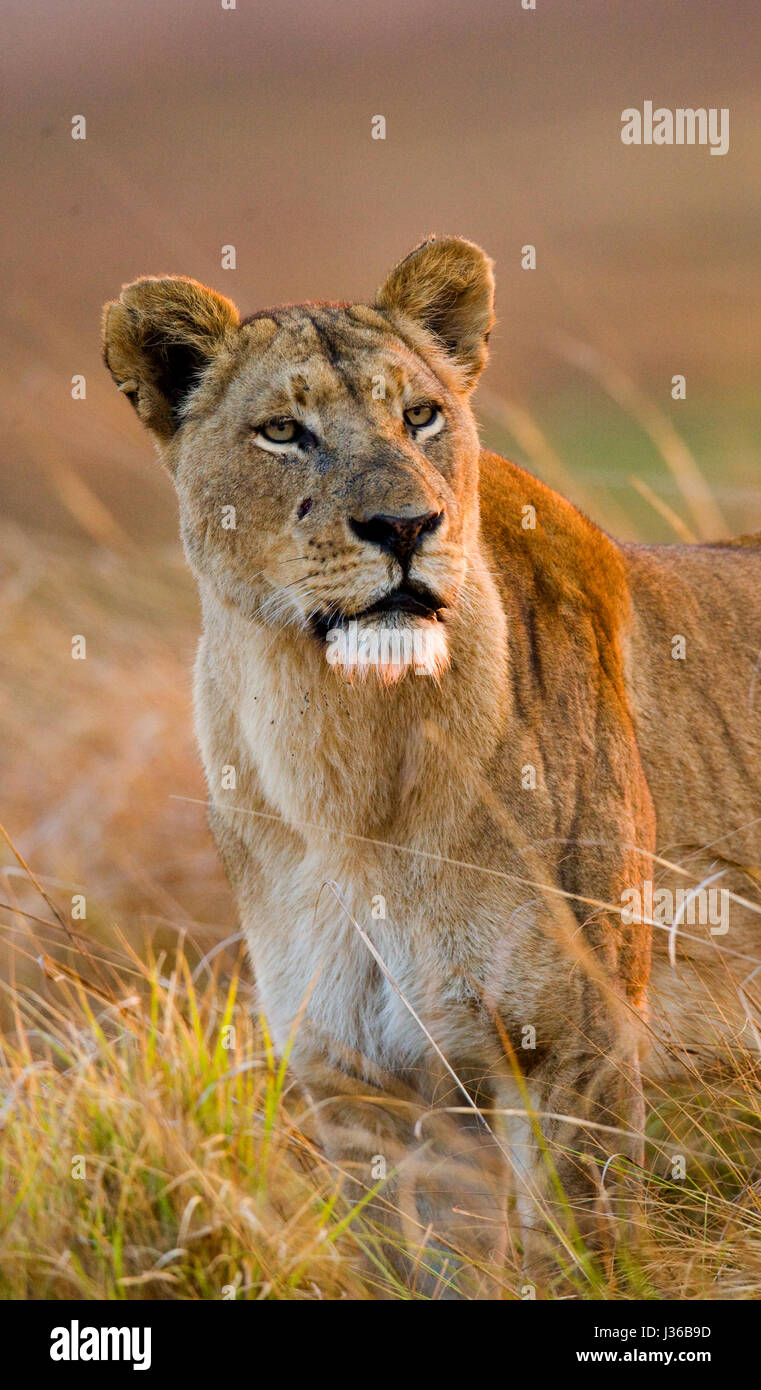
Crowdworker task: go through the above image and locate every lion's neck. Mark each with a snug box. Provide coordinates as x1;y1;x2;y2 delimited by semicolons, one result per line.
198;554;510;849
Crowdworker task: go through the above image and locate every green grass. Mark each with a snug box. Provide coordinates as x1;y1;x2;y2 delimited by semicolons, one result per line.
1;887;761;1300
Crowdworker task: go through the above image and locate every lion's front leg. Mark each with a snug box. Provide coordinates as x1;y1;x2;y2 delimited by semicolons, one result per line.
498;1026;646;1286
293;1042;509;1297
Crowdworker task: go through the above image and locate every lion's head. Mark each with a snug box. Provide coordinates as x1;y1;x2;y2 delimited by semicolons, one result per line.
103;237;495;682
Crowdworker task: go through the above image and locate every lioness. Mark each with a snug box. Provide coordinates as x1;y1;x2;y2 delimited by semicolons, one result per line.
103;238;761;1285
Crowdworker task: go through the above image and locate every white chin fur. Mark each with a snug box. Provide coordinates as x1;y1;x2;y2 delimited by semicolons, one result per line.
325;614;450;684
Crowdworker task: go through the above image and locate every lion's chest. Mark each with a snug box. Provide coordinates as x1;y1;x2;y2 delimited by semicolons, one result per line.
199;627;531;1075
243;838;504;1075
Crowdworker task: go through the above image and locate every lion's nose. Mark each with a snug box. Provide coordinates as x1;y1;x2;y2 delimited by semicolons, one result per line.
349;510;444;566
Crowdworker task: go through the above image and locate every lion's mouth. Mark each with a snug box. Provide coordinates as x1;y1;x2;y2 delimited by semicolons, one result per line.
312;583;445;641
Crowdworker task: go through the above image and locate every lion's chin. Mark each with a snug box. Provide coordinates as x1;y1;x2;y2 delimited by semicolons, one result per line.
324;613;450;685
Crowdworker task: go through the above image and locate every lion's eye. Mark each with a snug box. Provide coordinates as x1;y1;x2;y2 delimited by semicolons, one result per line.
258;418;302;445
404;403;438;431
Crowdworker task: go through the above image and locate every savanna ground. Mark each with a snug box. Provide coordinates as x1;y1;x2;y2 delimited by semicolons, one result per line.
2;376;761;1301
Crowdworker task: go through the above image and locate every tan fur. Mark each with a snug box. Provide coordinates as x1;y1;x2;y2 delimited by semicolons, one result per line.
103;238;761;1284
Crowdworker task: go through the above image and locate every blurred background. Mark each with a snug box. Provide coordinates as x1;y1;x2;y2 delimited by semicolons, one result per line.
2;0;760;1021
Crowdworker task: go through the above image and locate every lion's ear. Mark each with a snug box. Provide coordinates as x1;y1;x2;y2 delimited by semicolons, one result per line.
102;276;239;440
375;236;495;386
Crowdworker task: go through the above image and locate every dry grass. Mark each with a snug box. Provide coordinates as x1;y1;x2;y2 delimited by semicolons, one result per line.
2;842;761;1300
2;393;761;1298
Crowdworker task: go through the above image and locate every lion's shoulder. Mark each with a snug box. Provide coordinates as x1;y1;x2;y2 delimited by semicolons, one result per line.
478;448;631;628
